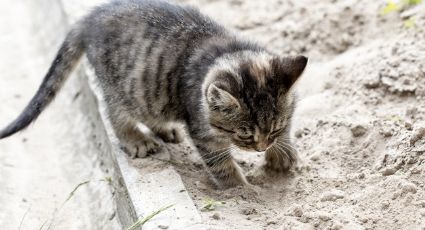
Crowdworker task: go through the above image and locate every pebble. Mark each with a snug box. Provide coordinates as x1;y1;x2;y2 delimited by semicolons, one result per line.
320;190;345;202
310;153;321;161
410;126;425;146
380;127;394;137
241;207;257;215
324;81;333;89
317;212;331;221
158;225;169;229
293;206;303;217
295;129;304;138
212;213;220;220
299;215;309;223
331;222;343;230
108;212;116;221
406;156;417;164
400;182;417;195
380;167;397;176
351;125;368;137
360;217;369;223
266;220;277;225
405;121;413;130
364;79;380;89
381;200;390;210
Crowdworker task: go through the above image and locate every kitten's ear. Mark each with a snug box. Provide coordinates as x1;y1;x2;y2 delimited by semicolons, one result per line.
278;55;308;87
207;84;240;111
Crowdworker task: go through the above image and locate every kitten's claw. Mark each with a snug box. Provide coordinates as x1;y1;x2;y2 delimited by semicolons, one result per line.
216;176;249;189
213;162;249;189
264;158;294;172
155;127;184;143
264;146;298;173
121;137;162;158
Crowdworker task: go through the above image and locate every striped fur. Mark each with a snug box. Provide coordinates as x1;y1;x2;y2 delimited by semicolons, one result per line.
0;0;307;188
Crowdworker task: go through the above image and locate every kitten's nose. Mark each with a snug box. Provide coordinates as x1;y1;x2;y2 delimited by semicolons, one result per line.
255;142;269;152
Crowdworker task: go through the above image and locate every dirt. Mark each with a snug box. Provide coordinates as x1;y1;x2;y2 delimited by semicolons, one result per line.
140;0;425;229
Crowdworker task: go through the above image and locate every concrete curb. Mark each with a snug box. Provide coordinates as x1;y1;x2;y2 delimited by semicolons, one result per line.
58;2;205;229
84;61;204;229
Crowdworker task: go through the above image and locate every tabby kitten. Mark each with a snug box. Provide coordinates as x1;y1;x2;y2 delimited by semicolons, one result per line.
0;0;307;188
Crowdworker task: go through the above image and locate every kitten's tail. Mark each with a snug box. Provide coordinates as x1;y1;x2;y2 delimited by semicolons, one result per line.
0;26;84;139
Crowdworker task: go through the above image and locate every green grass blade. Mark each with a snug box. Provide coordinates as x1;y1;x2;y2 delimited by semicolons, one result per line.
126;204;174;230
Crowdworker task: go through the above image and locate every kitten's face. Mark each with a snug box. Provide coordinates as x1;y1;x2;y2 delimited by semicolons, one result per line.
204;54;307;152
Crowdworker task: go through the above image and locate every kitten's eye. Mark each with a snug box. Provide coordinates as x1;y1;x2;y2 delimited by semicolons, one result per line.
270;128;283;136
237;135;253;140
211;124;235;134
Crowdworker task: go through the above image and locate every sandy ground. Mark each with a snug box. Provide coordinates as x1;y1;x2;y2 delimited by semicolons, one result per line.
131;0;425;229
0;1;120;229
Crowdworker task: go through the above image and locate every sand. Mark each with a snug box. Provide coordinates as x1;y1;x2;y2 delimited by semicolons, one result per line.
144;0;425;229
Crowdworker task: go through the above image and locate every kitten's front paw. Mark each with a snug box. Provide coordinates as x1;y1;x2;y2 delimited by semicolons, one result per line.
213;162;249;189
264;146;298;173
155;127;184;144
216;175;249;189
120;136;162;158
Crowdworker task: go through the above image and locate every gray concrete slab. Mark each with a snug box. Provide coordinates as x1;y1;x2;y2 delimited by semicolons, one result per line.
1;0;204;229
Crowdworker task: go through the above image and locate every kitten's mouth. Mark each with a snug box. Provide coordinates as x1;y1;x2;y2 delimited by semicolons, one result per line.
232;144;253;152
235;145;267;153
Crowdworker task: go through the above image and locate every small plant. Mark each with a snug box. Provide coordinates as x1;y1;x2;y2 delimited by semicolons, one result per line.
126;204;174;230
38;177;113;230
380;0;422;29
381;0;401;15
201;198;225;212
404;0;423;5
403;17;417;28
381;0;423;15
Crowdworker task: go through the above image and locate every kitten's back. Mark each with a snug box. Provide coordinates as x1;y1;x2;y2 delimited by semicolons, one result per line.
81;0;230;119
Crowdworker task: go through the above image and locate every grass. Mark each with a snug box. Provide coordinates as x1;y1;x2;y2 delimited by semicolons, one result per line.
380;0;422;29
19;205;31;230
62;181;91;205
381;0;401;15
36;177;173;230
381;0;423;15
125;204;174;230
403;17;417;28
38;178;111;230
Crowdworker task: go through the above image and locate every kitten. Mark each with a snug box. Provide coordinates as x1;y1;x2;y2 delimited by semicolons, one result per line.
0;0;307;188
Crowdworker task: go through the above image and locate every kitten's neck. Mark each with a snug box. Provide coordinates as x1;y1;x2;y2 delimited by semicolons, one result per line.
188;37;265;82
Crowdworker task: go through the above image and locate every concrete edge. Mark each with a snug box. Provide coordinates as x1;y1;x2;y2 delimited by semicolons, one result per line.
80;58;204;229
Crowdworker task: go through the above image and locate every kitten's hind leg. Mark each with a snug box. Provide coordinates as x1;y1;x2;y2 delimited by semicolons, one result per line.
110;116;162;158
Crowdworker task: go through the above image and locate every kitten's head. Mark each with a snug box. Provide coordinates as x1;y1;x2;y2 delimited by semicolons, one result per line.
203;52;307;152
